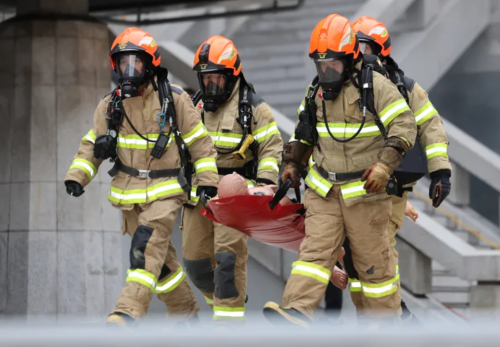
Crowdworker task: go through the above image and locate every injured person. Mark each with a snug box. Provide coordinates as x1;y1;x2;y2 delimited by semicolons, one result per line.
216;172;348;289
218;172;292;205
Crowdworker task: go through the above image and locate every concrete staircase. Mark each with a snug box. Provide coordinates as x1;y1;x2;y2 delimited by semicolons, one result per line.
233;0;366;118
405;179;500;316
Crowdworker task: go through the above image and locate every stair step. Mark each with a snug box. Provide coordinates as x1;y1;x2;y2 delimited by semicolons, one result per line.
432;261;455;276
239;43;306;59
242;54;304;70
246;13;358;34
244;66;304;83
234;30;311;47
259;90;305;107
253;79;304;94
432;275;472;289
428;292;470;305
258;0;366;21
277;105;300;118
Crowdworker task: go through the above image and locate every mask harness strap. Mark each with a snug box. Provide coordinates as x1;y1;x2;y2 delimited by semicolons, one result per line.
322;69;366;143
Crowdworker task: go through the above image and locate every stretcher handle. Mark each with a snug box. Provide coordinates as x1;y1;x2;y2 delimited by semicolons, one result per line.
269;177;301;210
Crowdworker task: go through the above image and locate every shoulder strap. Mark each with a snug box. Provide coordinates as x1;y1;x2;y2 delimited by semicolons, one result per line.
384;56;411;104
106;88;122;136
308;76;320;98
191;89;204;124
358;63;387;138
156;68;192;165
238;73;254;136
388;69;410;104
403;75;416;93
191;89;202;107
238;74;259;178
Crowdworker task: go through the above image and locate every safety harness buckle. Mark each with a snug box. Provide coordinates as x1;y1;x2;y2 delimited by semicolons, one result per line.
138;169;150;179
328;172;337;181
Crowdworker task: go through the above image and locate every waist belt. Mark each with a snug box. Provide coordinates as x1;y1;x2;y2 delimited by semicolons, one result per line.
109;160;181;179
316;166;365;182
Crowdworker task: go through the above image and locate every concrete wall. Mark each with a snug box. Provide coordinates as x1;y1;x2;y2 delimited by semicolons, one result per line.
0;15;123;320
430;21;500;225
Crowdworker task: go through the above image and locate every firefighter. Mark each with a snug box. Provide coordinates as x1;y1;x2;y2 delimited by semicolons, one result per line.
64;27;219;325
263;14;417;326
181;35;283;321
342;15;452;320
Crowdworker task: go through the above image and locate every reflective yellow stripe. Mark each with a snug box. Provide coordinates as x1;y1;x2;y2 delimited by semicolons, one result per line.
361;273;400;298
253;122;280;144
414;101;438;126
117;133;172;150
156;266;186;294
305;166;332;198
204;296;214;305
126;269;157;292
316;122;381;138
189;186;199;202
297;100;306;116
69;158;97;180
209;131;243;148
291;261;331;285
349;264;400;293
289;133;312;145
308;155;315;168
379;99;411;127
348;278;362;292
258;158;279;173
425;143;448;160
108;179;183;205
341;181;367;199
213;306;245;320
82;129;96;143
182;122;208;146
194;158;217;174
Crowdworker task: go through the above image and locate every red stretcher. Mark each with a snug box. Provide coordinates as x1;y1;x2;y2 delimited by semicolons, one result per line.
201;180;305;252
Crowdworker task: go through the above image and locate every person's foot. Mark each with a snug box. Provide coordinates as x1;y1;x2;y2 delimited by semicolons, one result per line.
263;302;310;327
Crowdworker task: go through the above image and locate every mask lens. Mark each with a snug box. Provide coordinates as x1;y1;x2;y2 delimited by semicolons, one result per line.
116;53;146;79
359;42;367;54
199;73;227;97
315;59;344;84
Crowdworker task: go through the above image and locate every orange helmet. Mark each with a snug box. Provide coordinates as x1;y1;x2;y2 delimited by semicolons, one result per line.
309;14;359;100
309;14;359;61
110;27;160;69
352;16;391;57
110;28;161;97
193;35;242;110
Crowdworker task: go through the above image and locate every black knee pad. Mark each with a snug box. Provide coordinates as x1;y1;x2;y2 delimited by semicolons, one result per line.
214;252;239;299
183;258;215;293
343;237;359;280
130;225;154;269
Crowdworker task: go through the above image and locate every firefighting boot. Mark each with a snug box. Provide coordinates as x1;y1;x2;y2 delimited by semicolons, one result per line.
263;302;310;327
173;313;201;328
106;312;135;327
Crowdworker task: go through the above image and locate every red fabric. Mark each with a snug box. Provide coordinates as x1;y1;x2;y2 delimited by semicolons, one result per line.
201;195;305;252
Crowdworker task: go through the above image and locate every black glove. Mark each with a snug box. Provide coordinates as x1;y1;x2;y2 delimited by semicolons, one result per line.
196;186;218;199
196;186;218;207
65;180;85;197
93;134;117;160
429;169;451;208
